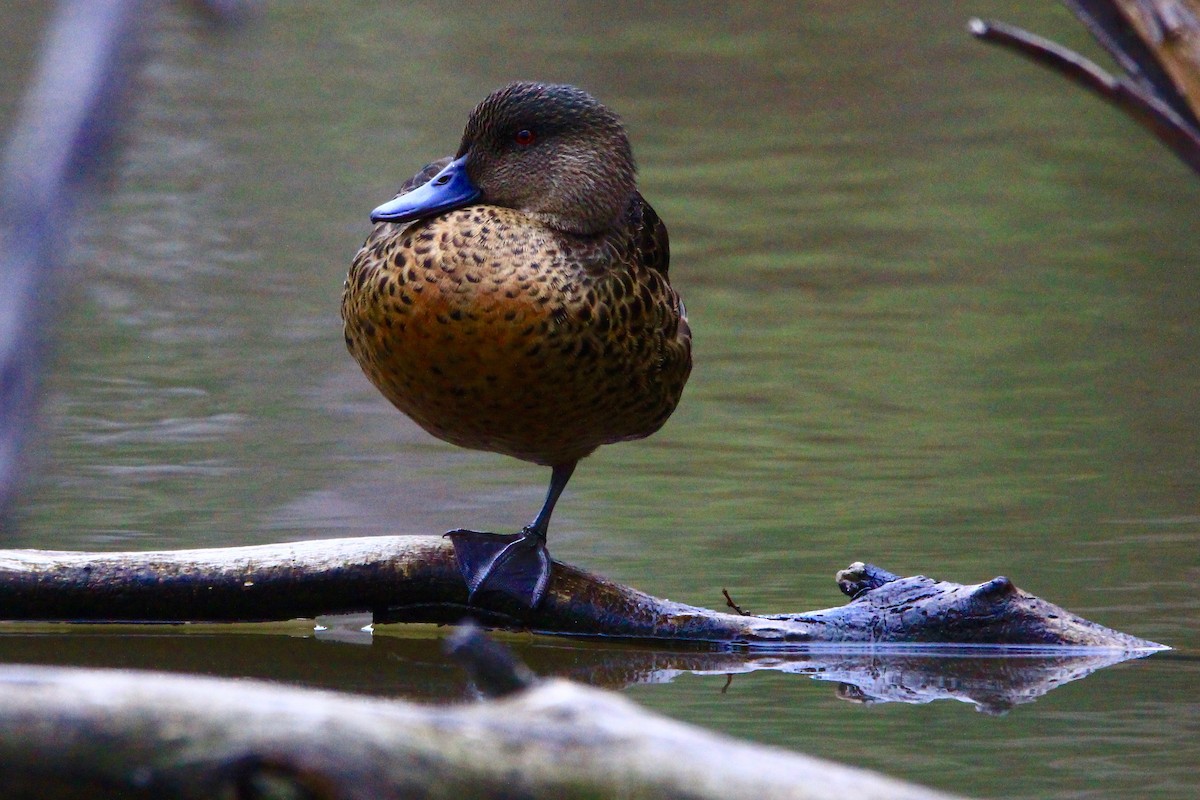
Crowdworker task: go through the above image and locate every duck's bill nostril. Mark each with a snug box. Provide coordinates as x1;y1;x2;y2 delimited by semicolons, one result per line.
369;155;479;224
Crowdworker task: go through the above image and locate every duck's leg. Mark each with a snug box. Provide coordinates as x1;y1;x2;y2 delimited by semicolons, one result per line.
446;461;577;609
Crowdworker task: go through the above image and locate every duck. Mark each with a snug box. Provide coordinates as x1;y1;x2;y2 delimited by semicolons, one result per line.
341;82;692;609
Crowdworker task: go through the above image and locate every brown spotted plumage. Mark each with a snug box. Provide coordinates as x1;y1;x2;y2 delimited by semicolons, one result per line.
341;83;691;608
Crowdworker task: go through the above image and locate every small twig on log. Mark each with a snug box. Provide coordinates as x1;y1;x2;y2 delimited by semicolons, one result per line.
722;587;751;616
0;535;1167;650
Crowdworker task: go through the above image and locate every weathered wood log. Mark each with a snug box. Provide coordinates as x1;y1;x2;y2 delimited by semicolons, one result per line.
969;0;1200;175
0;536;1165;650
0;658;966;800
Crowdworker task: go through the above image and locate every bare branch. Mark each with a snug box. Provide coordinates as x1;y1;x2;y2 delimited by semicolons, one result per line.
970;17;1200;174
0;536;1165;650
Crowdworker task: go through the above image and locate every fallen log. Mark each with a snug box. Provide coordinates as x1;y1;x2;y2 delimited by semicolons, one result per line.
0;535;1166;650
0;655;966;800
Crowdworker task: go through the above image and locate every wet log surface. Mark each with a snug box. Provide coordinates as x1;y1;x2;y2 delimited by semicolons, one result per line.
0;535;1166;650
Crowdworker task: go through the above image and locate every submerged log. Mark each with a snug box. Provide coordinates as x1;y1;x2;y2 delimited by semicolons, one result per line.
0;656;965;800
0;535;1165;650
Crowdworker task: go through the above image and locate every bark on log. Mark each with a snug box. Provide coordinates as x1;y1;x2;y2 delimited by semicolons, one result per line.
0;535;1166;650
0;660;965;800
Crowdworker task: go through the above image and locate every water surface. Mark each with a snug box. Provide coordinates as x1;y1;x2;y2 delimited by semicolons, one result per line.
2;3;1198;798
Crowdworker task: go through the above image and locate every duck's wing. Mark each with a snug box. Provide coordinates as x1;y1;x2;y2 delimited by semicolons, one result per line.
628;193;691;394
630;191;671;280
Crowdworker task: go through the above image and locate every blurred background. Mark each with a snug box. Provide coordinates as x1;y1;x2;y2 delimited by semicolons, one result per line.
1;2;1197;798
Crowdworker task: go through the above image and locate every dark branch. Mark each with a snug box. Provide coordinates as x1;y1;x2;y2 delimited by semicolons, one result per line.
968;14;1200;175
1063;0;1200;127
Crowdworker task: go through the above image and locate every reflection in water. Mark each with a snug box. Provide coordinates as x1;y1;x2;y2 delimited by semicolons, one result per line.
521;643;1162;719
0;625;1161;716
1;624;1189;800
793;649;1151;716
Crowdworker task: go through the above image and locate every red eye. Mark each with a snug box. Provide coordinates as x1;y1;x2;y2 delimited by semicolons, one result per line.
514;129;536;146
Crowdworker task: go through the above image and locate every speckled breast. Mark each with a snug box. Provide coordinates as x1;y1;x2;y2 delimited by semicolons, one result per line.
341;206;691;467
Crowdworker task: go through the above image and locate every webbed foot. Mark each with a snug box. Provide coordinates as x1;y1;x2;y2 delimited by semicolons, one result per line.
445;527;551;609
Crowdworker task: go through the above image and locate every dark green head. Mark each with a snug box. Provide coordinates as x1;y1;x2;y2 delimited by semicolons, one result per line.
372;82;637;236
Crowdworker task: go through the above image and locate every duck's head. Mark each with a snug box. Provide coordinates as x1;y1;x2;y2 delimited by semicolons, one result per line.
371;82;636;236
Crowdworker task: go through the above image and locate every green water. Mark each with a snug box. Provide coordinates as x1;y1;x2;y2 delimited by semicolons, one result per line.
3;2;1199;798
